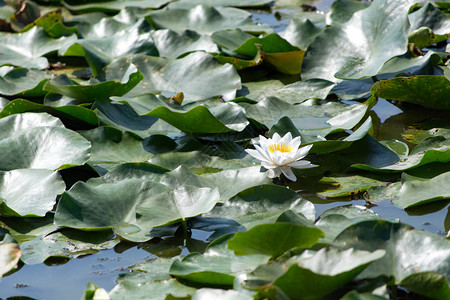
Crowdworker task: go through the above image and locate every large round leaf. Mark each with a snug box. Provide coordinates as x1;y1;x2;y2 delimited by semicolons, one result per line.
207;185;315;228
0;27;76;69
0;169;65;217
302;0;411;81
146;5;271;35
227;223;324;258
335;220;450;284
273;247;385;299
43;63;143;102
122;52;241;102
0;113;91;171
371;75;450;109
0;67;51;97
169;234;269;287
394;172;450;209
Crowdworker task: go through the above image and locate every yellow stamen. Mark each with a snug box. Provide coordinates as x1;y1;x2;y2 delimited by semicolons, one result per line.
268;143;293;153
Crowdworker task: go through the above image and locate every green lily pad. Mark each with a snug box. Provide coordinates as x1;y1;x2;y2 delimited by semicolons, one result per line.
227;223;324;258
207;185;315;229
20;230;118;265
326;0;371;26
408;3;450;49
0;67;51;97
168;0;272;9
0;112;91;171
152;29;218;59
302;0;411;81
279;18;323;50
148;151;243;173
169;234;269;287
109;278;196;300
43;63;143;102
0;26;76;69
146;5;271;35
335;220;450;285
272;247;385;299
61;26;157;76
0;98;99;130
400;272;450;300
79;126;153;165
119;52;241;102
63;0;171;13
394;172;450;209
351;136;450;173
371;75;450;110
0;243;21;277
316;206;380;243
0;169;65;217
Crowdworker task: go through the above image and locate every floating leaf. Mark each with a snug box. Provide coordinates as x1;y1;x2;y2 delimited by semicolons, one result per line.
146;5;271;35
302;0;411;81
0;169;65;217
121;52;241;102
0;98;99;130
0;67;51;97
207;185;315;229
394;172;450;209
169;234;268;287
371;75;450;110
43;63;143;102
228;223;324;258
0;27;76;69
272;247;385;299
335;220;450;285
0;113;91;171
64;0;171;13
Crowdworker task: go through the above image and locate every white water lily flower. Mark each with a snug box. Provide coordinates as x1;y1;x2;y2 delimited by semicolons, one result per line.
246;132;315;181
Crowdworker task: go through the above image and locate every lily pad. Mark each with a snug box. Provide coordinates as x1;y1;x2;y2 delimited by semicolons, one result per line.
0;67;51;97
43;63;143;102
227;223;324;258
79;126;153;165
207;185;315;229
64;0;171;13
371;75;450;110
394;172;450;209
146;5;271;35
273;247;386;299
335;220;450;285
0;98;99;130
0;169;65;217
120;52;241;102
0;112;91;171
302;0;411;81
0;26;76;69
169;234;269;287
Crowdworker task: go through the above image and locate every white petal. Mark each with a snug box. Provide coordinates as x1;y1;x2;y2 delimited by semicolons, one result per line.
261;162;278;169
258;135;270;147
267;167;282;178
290;136;301;150
293;144;313;160
281;167;297;181
279;132;293;145
272;133;281;143
254;144;272;162
288;160;317;169
246;149;269;163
